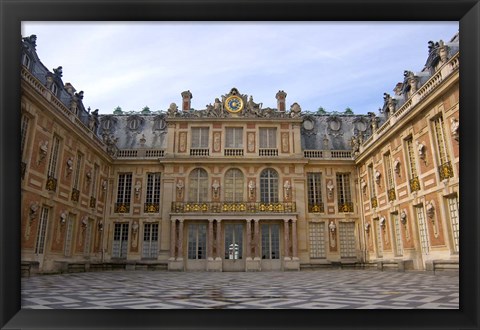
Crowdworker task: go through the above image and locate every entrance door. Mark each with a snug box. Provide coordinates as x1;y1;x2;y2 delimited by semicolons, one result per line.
223;223;245;271
261;223;281;270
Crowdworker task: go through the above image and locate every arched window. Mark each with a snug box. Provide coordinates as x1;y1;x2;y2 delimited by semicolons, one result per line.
189;168;208;202
260;168;278;203
224;168;244;202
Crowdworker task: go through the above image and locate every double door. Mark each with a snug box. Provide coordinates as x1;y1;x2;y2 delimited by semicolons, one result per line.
223;223;244;271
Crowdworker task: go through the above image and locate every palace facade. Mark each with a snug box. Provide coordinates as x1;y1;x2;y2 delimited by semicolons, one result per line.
20;33;459;273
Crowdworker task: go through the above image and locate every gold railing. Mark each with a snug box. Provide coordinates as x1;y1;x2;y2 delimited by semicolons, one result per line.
438;161;454;181
71;188;80;202
308;203;325;213
144;203;160;213
409;177;421;192
171;201;296;214
115;203;130;213
371;197;378;208
90;196;96;208
46;176;57;192
338;202;354;213
388;188;396;202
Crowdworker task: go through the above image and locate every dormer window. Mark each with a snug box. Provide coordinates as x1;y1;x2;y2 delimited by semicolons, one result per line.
51;83;58;96
22;54;31;68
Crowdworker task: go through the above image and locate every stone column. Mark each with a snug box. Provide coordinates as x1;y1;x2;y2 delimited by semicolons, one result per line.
208;219;214;259
291;219;298;258
178;220;184;259
216;220;222;260
170;219;176;259
245;219;252;259
284;219;290;259
254;220;260;258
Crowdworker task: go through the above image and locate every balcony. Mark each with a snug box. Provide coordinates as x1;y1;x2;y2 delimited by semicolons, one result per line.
115;203;130;213
308;203;325;213
71;188;80;202
370;197;378;208
144;203;160;213
46;176;57;192
409;177;421;192
90;196;96;208
224;148;244;156
116;149;165;159
387;188;396;202
259;148;278;157
190;148;210;156
438;161;454;181
171;201;296;214
338;202;354;213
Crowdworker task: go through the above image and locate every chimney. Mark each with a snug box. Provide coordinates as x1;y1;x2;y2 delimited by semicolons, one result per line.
181;90;193;111
276;90;287;112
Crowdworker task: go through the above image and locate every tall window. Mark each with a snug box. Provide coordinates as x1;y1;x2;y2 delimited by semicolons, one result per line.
84;219;93;256
261;224;280;259
142;223;159;259
375;219;383;258
307;173;323;212
189;168;208;202
339;222;356;258
187;224;207;259
392;213;403;256
112;223;129;258
447;196;459;253
259;128;277;148
384;153;395;189
191;127;209;148
260;168;278;203
35;207;49;254
309;222;326;258
73;153;83;190
145;173;161;212
415;205;430;254
433;115;454;180
64;213;75;257
367;165;376;202
90;164;99;200
47;135;61;180
224;169;244;202
336;173;353;212
224;224;243;260
405;137;420;192
225;127;243;148
116;173;132;212
433;115;451;165
21;115;30;158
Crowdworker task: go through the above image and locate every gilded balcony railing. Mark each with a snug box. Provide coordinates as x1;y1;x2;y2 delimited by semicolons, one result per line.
144;203;160;213
388;188;396;202
115;203;130;213
46;176;57;192
409;177;421;192
71;188;80;202
90;196;96;208
371;197;378;209
171;201;296;214
308;203;325;213
338;202;354;213
438;161;454;181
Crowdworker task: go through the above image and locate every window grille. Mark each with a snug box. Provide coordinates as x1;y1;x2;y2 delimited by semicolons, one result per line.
225;127;243;148
188;168;208;202
35;207;49;254
47;135;60;179
64;214;75;257
191;127;209;148
307;173;323;212
142;223;159;258
112;223;129;258
260;168;279;203
261;224;280;259
447;196;459;253
392;213;403;256
339;222;356;258
309;222;326;258
416;205;430;254
187;224;207;259
259;128;277;148
224;169;244;202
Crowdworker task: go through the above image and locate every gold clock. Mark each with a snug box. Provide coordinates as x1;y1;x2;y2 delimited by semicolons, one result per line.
224;95;244;113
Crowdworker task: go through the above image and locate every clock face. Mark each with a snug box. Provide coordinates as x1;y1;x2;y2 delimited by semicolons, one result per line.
224;95;244;113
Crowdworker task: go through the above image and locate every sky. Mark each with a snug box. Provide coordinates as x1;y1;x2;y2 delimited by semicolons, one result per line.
22;22;459;115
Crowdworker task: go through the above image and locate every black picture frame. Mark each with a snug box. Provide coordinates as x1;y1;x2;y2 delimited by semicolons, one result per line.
1;0;479;329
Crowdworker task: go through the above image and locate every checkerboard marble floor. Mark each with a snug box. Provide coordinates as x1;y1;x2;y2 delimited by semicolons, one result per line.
21;269;459;309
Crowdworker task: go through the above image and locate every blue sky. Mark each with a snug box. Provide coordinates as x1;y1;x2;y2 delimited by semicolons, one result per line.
22;22;459;115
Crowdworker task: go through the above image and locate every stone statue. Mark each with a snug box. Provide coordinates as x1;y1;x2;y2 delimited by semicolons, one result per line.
53;66;63;77
167;102;178;117
289;103;302;117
